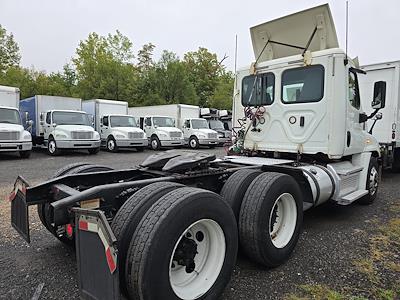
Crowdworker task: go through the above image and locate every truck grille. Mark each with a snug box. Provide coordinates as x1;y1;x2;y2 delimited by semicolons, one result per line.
0;131;19;141
170;132;182;138
208;133;218;139
129;132;144;139
71;131;93;140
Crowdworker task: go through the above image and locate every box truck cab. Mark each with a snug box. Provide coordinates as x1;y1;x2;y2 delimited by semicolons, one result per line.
20;95;100;156
359;61;400;170
182;118;219;149
82;99;147;152
0;85;32;158
201;108;232;145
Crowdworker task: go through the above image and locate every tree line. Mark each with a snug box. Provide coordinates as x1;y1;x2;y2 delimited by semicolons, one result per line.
0;25;233;109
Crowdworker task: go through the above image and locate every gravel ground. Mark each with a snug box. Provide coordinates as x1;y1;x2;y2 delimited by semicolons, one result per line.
0;148;399;299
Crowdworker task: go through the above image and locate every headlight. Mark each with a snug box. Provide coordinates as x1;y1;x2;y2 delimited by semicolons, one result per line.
115;134;126;139
56;134;68;139
93;132;100;139
197;133;207;139
159;132;168;138
218;133;224;138
23;133;31;140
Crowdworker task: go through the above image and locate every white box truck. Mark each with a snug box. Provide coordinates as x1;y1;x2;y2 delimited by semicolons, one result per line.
130;104;219;149
82;99;147;152
201;108;232;144
359;61;400;170
0;85;32;158
20;95;101;156
128;105;185;150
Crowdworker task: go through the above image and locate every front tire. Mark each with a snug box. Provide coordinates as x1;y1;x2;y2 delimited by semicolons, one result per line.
88;147;100;155
239;172;303;267
358;157;380;205
150;135;161;150
106;136;118;152
47;137;60;156
19;150;31;159
125;187;238;300
189;136;199;149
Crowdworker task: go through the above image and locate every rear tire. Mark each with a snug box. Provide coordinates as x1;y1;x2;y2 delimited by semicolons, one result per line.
392;148;400;172
220;169;262;221
111;182;184;294
358;157;379;205
19;150;31;159
239;172;303;267
125;187;238;300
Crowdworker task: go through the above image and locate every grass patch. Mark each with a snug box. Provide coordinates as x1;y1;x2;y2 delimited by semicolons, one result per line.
285;284;367;300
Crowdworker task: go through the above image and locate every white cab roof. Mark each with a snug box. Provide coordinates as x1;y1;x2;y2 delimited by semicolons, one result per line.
250;4;338;62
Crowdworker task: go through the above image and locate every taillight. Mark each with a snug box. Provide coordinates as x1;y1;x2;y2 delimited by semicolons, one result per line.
65;224;74;237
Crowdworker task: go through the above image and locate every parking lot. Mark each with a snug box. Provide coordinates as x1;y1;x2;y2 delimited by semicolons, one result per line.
0;148;398;299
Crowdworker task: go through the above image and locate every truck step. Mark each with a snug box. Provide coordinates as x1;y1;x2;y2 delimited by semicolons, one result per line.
337;190;368;205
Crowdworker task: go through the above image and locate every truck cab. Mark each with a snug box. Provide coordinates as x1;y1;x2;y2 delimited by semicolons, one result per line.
232;4;383;205
181;118;219;149
140;116;184;150
100;114;147;152
0;86;32;158
201;108;232;145
40;110;101;155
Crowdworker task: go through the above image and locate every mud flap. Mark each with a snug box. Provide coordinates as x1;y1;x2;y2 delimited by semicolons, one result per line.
73;208;120;300
10;176;30;243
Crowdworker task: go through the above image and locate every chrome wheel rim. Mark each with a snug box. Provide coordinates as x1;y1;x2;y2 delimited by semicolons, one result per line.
49;140;56;154
108;139;115;151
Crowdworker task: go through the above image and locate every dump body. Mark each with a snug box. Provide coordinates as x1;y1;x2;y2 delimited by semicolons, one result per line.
83;99;147;150
0;86;32;155
20;96;100;152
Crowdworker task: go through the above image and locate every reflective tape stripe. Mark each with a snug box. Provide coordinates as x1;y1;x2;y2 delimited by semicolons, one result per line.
106;247;117;273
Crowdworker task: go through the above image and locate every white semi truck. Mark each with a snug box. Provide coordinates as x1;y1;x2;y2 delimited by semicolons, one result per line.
20;95;101;156
82;99;147;152
359;61;400;170
10;4;386;300
129;105;185;150
0;85;32;158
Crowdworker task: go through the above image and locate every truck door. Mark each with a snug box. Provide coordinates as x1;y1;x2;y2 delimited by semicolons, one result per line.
183;119;191;140
101;116;109;140
44;112;52;140
144;117;152;136
343;69;365;155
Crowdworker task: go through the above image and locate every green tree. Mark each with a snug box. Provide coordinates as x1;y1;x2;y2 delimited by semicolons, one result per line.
0;25;21;73
208;72;234;109
137;43;155;74
183;47;224;107
72;31;137;100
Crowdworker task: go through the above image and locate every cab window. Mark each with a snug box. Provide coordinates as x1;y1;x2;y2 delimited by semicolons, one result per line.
348;71;360;109
184;120;190;128
241;73;274;106
281;65;324;103
145;117;152;126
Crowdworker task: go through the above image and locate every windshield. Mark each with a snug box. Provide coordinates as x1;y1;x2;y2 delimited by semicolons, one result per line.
52;111;91;126
191;119;209;129
0;108;21;125
153;117;175;127
110;116;137;127
209;120;224;130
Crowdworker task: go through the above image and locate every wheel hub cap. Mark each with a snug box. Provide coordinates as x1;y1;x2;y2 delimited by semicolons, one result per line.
369;166;378;195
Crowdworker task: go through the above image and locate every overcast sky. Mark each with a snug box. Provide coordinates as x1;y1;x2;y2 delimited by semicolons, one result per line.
0;0;399;73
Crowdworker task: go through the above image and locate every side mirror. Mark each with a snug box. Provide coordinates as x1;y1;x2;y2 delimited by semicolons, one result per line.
39;112;44;121
372;81;386;109
25;111;29;121
375;112;383;120
27;120;33;127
